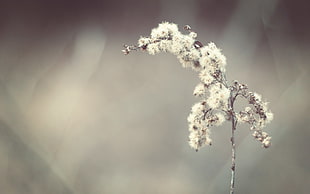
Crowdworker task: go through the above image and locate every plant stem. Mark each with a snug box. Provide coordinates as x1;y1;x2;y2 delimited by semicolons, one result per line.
230;97;237;194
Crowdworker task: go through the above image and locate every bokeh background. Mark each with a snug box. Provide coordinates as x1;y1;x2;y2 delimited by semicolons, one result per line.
0;0;309;193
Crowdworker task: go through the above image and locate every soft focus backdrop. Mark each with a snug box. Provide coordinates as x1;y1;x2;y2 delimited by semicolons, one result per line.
0;0;309;193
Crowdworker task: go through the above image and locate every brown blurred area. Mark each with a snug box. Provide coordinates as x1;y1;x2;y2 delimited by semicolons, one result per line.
0;0;309;193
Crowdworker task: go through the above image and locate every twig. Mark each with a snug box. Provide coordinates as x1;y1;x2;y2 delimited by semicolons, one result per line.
229;94;237;194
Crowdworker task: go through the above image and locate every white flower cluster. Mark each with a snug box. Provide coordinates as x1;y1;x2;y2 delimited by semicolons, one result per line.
135;22;227;73
128;22;230;151
123;22;273;151
207;83;230;110
233;81;274;148
187;101;226;151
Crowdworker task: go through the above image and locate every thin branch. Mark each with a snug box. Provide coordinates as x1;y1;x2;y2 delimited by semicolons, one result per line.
230;95;237;194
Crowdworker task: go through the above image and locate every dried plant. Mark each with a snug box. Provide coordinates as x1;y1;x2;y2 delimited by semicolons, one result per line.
122;22;273;194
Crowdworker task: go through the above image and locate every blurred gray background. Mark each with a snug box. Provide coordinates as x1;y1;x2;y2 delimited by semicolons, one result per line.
0;0;309;193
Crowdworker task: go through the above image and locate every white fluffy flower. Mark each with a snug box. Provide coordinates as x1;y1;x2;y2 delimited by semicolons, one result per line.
177;34;196;50
215;113;226;126
177;49;201;70
253;93;262;102
193;83;206;97
188;128;212;151
138;37;151;47
170;34;188;54
187;101;213;151
151;21;179;39
199;42;227;72
189;31;197;39
199;55;212;69
199;68;214;85
187;101;205;127
253;130;272;148
159;40;172;52
191;101;205;114
146;42;160;55
265;111;274;123
207;83;230;110
262;136;272;148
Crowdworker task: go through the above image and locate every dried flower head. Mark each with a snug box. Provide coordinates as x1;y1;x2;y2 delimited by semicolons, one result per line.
122;21;273;150
123;21;274;194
